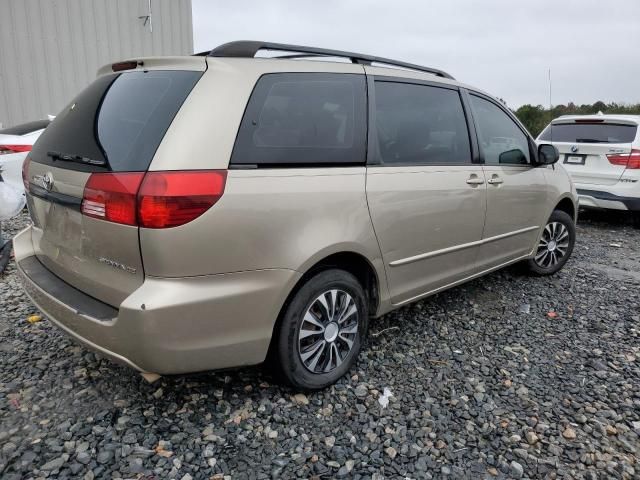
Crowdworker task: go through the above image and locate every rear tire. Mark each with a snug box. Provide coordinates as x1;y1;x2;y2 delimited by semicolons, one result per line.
526;210;575;276
273;269;368;390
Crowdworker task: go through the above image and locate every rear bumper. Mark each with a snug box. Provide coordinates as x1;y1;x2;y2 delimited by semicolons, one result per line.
14;226;300;375
576;188;640;212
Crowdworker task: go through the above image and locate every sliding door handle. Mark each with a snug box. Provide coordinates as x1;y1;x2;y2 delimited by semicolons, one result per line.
487;176;504;185
466;176;485;185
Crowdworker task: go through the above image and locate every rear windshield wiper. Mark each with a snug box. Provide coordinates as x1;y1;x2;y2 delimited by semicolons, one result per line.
47;151;107;166
575;138;607;143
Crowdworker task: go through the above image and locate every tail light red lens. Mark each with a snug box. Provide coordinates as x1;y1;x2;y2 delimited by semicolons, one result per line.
607;149;640;169
82;173;145;226
138;171;227;228
0;144;32;155
22;156;31;190
81;170;226;228
626;149;640;169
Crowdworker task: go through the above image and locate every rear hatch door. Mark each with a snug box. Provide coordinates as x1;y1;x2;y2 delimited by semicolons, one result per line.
25;67;203;307
539;120;638;186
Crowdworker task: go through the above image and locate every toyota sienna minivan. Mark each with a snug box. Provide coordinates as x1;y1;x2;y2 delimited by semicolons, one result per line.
15;41;577;389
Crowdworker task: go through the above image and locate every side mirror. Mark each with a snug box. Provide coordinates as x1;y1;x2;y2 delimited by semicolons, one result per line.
537;144;559;165
499;149;528;165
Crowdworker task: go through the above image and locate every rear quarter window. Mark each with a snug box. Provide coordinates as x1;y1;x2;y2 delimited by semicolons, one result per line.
539;123;638;144
230;73;367;167
30;70;202;172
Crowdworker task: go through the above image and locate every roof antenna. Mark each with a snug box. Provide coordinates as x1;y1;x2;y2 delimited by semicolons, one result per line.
548;68;552;111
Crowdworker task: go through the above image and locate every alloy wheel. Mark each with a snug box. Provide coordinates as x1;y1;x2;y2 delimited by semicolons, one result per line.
534;221;570;268
298;289;359;374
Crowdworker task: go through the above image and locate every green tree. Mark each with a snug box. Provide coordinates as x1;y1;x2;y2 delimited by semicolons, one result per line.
514;102;640;138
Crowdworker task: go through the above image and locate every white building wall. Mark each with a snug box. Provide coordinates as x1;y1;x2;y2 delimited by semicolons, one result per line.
0;0;193;127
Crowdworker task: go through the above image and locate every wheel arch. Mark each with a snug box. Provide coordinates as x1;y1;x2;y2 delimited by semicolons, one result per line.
554;196;577;221
293;250;381;318
266;249;383;366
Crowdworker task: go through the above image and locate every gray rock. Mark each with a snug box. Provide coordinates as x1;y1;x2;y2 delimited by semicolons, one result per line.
96;450;113;464
76;451;91;465
41;456;66;471
510;461;524;479
354;385;368;397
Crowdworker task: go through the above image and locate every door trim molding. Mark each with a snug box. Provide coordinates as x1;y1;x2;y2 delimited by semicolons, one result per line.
392;251;533;307
389;225;539;267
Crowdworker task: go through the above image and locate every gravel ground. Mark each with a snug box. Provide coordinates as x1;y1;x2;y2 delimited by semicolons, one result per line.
1;210;638;480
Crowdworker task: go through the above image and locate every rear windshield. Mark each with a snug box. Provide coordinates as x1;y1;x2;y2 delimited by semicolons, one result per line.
30;70;202;172
0;119;50;136
539;122;638;144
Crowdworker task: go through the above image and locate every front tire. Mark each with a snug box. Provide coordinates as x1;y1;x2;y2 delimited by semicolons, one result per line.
526;210;575;275
274;269;368;390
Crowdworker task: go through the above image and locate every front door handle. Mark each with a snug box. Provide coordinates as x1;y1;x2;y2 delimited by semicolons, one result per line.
487;175;504;185
466;175;485;185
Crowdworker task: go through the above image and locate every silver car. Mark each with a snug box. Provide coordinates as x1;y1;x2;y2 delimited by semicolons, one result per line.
15;41;577;389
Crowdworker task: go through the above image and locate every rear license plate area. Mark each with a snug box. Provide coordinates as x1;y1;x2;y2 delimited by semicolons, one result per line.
564;154;586;165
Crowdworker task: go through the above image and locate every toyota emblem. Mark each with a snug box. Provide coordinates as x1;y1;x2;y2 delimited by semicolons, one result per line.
41;173;54;192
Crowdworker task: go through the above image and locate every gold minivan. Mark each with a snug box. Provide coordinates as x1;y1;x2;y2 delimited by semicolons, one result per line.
15;42;577;389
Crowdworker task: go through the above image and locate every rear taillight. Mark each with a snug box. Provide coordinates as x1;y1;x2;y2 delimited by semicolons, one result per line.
607;149;640;169
0;144;32;155
138;171;227;228
81;170;226;228
22;157;31;190
82;173;145;226
627;149;640;169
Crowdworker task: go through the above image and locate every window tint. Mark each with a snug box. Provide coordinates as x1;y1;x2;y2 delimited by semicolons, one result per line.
0;119;50;136
30;70;202;172
373;82;471;165
470;95;530;165
231;73;366;166
538;123;637;144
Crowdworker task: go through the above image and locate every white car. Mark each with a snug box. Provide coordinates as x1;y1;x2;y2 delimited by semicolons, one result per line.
0;119;51;192
538;114;640;226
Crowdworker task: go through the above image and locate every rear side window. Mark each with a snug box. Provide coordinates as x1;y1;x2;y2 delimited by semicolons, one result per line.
373;81;471;165
0;119;50;136
539;123;638;144
470;95;530;165
30;70;202;172
231;73;367;167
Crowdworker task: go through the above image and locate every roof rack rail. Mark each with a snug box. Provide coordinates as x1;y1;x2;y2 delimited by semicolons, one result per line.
196;41;455;80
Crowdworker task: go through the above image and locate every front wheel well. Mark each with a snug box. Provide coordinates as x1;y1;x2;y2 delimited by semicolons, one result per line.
554;197;576;221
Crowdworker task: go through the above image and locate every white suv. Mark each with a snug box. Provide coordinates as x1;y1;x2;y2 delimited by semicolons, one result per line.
538;114;640;226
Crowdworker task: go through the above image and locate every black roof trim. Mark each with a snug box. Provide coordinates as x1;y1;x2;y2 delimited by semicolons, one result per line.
195;41;455;80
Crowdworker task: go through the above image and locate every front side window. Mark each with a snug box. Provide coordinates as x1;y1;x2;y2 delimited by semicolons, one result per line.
231;73;367;166
470;95;530;165
373;81;471;165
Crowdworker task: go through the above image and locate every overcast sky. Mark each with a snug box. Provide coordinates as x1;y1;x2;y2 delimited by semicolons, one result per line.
192;0;640;109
